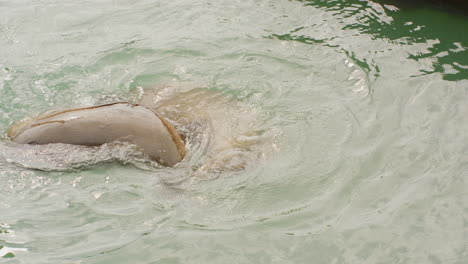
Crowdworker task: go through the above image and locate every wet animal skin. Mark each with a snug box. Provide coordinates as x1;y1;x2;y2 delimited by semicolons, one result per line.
7;102;186;167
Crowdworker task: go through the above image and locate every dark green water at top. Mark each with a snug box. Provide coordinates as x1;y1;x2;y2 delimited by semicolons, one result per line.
294;0;468;81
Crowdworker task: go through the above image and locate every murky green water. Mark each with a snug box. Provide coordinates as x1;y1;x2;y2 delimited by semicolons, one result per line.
1;0;467;263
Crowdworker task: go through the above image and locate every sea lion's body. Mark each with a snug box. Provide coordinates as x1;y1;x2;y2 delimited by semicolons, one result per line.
6;86;269;171
7;102;185;166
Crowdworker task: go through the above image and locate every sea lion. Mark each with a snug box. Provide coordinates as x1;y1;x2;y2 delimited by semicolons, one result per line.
5;86;271;171
7;102;186;166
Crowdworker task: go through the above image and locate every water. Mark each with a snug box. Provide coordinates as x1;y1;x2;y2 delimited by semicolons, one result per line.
1;0;467;263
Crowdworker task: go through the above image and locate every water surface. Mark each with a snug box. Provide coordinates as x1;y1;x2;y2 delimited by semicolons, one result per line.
0;0;467;263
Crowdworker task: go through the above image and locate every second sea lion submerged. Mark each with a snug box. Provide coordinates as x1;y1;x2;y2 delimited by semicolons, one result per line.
136;86;272;172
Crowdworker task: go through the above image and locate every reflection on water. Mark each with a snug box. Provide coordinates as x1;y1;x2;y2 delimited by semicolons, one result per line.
297;0;468;81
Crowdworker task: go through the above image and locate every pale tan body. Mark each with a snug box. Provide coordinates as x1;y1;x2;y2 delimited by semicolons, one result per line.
7;86;270;171
8;103;185;166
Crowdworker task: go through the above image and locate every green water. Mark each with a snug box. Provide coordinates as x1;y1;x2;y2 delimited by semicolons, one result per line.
1;0;467;263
